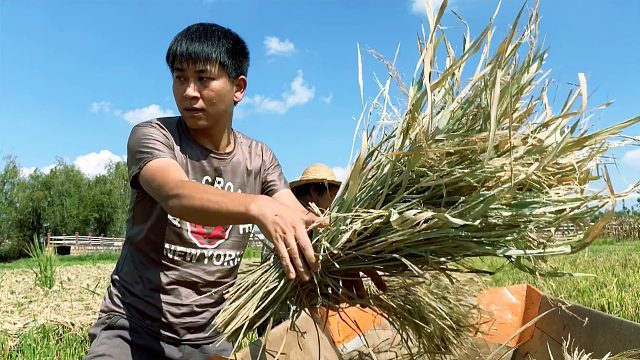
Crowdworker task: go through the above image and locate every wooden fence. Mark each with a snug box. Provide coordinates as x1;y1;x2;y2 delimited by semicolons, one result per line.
46;232;123;255
541;220;640;242
45;231;266;255
602;218;640;241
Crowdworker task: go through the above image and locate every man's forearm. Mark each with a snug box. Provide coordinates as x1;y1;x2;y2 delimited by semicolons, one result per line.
272;189;307;214
138;157;273;227
156;179;267;226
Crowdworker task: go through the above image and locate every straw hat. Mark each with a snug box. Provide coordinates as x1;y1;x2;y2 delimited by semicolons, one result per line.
289;163;342;190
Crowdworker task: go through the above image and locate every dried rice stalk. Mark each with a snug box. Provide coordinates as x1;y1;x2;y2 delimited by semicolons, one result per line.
547;336;640;360
215;0;640;357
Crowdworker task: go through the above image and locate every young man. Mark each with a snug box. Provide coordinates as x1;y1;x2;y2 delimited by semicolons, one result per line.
85;23;320;360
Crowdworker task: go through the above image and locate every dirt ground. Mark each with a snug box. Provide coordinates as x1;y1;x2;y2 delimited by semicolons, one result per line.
0;259;260;334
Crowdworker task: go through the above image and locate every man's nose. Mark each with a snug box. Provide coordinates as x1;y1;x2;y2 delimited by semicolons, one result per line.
184;82;199;98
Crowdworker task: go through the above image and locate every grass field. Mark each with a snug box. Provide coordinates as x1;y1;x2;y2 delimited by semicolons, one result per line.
1;240;638;359
0;324;89;360
0;248;261;271
479;239;640;323
0;252;120;271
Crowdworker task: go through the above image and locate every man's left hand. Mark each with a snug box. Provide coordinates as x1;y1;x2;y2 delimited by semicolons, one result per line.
338;269;387;305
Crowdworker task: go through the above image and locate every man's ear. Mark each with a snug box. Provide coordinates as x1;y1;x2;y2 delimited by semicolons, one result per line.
233;76;247;104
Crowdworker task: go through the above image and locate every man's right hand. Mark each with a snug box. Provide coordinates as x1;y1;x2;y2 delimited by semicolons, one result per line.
250;195;321;282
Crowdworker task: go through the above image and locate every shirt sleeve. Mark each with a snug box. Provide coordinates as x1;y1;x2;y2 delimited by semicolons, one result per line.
127;120;177;190
260;145;289;196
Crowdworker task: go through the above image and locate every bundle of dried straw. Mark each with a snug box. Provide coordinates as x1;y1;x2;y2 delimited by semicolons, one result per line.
215;1;640;357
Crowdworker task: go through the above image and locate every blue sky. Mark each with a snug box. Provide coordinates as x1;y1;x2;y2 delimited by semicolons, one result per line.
1;0;639;195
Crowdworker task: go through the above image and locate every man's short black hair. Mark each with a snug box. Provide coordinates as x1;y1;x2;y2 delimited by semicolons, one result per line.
166;23;250;80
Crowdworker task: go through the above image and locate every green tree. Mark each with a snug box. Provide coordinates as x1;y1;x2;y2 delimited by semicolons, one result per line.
0;156;130;262
87;161;128;236
0;156;23;260
40;159;91;235
13;170;47;245
0;156;21;242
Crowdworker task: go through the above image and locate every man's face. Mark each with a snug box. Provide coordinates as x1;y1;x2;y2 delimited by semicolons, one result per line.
171;63;246;129
313;184;340;211
328;185;339;203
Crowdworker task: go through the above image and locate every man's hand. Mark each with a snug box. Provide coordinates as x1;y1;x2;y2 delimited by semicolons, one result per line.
337;269;387;305
251;195;321;282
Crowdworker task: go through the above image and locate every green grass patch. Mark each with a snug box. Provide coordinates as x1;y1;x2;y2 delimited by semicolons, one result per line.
243;246;262;260
0;324;258;360
238;330;258;350
0;324;90;360
478;240;640;323
0;252;121;271
2;245;262;271
25;236;57;289
2;243;263;271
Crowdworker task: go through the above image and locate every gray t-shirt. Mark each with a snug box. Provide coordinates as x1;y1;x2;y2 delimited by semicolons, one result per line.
99;117;288;343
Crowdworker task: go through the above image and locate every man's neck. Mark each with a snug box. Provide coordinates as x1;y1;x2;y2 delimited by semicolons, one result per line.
187;121;235;153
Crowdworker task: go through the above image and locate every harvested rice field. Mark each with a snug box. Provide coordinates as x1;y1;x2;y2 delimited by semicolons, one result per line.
0;253;261;335
0;263;111;334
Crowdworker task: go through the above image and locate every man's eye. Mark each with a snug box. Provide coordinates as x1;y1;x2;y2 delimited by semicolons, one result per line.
199;76;213;82
174;75;185;81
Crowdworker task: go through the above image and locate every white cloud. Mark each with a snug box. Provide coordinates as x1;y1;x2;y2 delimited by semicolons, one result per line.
73;150;124;178
19;151;125;179
90;101;113;113
622;149;640;169
321;93;333;104
284;72;315;106
91;101;175;125
20;167;36;178
122;104;176;125
19;164;58;178
411;0;447;14
331;166;349;182
243;70;315;114
264;36;296;56
41;164;56;174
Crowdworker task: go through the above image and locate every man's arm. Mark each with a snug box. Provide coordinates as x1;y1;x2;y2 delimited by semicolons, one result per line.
272;188;307;213
139;157;318;281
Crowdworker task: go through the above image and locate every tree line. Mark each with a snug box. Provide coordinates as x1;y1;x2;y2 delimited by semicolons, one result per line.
0;156;129;262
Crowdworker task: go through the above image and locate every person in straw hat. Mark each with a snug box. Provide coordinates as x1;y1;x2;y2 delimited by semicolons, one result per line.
256;163;341;336
289;163;342;213
260;163;341;264
257;163;386;337
290;163;385;298
255;163;342;263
